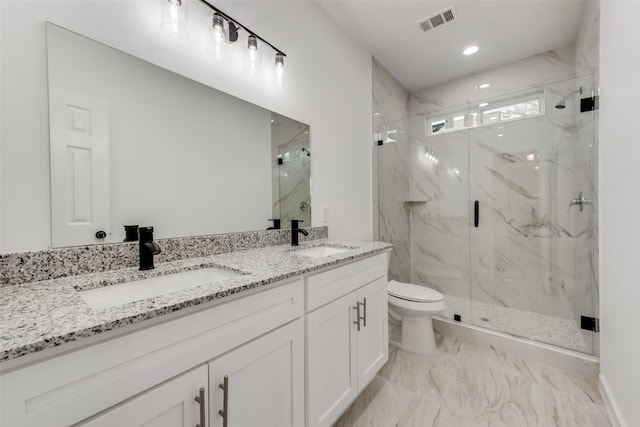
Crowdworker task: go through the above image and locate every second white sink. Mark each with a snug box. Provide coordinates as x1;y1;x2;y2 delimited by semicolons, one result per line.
79;267;243;310
292;246;352;258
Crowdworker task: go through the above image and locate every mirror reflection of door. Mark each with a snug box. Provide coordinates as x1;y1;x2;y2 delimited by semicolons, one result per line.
49;87;110;248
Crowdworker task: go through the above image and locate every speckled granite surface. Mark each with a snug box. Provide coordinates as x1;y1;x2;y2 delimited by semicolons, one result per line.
0;239;391;362
0;227;328;287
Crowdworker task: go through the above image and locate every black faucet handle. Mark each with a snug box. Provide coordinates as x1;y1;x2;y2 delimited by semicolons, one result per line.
267;219;281;229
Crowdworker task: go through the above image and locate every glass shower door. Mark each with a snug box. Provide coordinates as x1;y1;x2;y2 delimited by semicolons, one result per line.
468;77;596;354
405;114;472;323
375;118;412;284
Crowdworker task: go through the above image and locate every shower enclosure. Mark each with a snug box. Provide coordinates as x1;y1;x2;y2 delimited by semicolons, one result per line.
375;76;598;355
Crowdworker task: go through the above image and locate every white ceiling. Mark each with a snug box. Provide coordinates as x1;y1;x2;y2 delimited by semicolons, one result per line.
318;0;588;92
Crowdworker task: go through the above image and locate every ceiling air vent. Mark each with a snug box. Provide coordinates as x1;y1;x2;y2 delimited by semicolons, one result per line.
417;5;459;32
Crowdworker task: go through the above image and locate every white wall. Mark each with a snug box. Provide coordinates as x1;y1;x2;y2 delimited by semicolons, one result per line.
599;2;640;426
0;0;373;252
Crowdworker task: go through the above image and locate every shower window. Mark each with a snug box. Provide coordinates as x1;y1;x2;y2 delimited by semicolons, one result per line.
480;92;544;124
429;91;544;135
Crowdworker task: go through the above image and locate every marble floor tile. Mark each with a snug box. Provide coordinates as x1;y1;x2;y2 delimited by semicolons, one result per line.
435;334;538;382
333;376;415;427
543;389;612;427
333;334;612;427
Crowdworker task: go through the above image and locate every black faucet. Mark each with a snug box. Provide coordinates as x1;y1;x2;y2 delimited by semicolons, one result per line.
267;219;281;230
139;226;161;270
291;219;309;246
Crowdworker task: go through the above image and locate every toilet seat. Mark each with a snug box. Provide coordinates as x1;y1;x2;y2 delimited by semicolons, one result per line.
388;280;443;303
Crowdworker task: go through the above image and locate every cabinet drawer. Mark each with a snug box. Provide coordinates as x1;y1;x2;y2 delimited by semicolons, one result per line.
306;254;387;312
0;279;303;427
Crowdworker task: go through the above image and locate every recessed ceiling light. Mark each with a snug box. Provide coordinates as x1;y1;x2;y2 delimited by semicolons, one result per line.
497;134;504;137
479;83;490;89
478;102;489;107
526;153;536;161
463;46;479;56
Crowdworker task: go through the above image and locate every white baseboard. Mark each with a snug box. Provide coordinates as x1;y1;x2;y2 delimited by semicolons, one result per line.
599;375;625;427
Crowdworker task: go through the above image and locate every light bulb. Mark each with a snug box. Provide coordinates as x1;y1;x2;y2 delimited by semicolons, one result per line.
463;45;479;56
207;14;228;59
161;0;188;39
244;34;261;76
272;53;287;89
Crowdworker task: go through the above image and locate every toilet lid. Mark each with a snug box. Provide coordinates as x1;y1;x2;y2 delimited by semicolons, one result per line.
388;280;444;303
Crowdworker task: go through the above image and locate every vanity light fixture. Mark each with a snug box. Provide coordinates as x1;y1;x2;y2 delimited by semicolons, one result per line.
478;102;489;107
273;53;287;89
208;13;230;59
161;0;287;87
245;34;261;75
463;45;479;56
425;147;439;164
161;0;188;39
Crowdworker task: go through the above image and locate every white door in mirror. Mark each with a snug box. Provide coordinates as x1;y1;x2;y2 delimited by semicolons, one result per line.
49;87;110;247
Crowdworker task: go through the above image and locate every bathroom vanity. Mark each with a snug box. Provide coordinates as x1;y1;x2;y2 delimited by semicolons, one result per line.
0;240;391;427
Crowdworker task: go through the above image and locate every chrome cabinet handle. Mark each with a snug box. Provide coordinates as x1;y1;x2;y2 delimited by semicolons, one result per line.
353;300;367;331
195;387;205;427
218;375;229;427
362;297;367;328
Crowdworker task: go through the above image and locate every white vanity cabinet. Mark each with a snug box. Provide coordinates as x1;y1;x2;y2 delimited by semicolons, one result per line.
0;279;304;427
77;365;208;427
0;249;390;427
208;319;304;427
306;254;389;427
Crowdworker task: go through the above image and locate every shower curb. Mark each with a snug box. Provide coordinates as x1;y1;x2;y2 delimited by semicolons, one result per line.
433;316;600;381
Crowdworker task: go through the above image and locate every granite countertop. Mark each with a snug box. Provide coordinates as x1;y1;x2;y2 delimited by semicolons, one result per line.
0;240;392;362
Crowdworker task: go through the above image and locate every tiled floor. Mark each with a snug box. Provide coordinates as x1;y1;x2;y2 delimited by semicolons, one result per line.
333;334;612;427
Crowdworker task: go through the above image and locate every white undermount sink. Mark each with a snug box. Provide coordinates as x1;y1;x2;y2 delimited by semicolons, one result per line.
292;246;353;258
79;267;242;310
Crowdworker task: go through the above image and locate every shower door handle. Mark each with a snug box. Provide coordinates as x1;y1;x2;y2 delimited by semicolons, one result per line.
474;201;479;228
567;191;593;212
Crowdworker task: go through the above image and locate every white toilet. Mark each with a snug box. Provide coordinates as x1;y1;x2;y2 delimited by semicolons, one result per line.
388;280;446;355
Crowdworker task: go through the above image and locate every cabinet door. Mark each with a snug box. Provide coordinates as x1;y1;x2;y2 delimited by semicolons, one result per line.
208;319;304;427
307;292;358;427
77;365;207;427
356;277;389;389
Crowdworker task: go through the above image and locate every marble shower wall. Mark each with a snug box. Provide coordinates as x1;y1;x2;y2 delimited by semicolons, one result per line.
372;58;411;282
406;44;597;324
409;45;576;118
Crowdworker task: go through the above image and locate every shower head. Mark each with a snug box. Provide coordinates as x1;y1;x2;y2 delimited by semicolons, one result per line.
301;147;311;156
555;86;583;109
